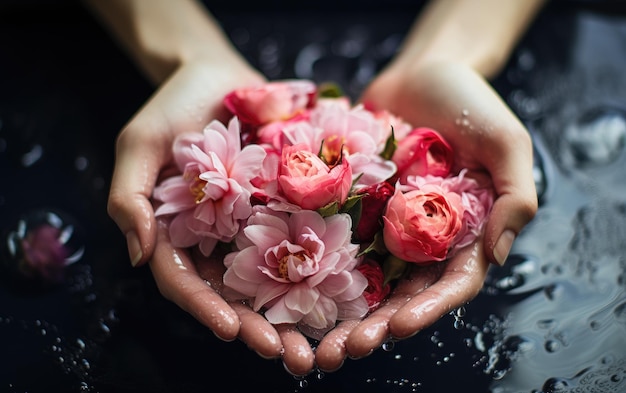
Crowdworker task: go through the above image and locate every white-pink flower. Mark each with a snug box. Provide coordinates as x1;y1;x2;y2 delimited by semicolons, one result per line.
282;100;397;187
222;207;369;337
153;117;266;256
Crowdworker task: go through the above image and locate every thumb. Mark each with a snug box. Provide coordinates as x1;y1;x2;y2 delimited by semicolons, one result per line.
484;190;538;266
107;128;163;267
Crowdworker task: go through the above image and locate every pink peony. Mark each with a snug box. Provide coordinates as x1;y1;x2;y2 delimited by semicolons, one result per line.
277;143;352;211
370;108;413;141
223;80;316;126
393;127;454;183
282;100;397;187
153;117;266;256
223;207;369;336
382;180;464;264
256;111;311;149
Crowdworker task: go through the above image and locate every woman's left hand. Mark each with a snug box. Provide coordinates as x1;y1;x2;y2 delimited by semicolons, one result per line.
314;60;538;371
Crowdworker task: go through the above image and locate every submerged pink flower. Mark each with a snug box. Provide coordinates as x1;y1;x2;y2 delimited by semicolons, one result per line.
153;117;266;256
223;207;369;336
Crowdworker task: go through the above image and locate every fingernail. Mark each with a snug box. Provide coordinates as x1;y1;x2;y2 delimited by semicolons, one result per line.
126;231;142;267
493;229;515;266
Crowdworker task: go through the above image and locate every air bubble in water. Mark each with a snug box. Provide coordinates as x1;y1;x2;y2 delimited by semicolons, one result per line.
542;377;569;391
381;339;395;351
613;301;626;324
2;209;85;288
545;339;560;353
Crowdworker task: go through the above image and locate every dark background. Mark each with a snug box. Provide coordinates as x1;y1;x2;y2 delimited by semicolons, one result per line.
1;1;625;392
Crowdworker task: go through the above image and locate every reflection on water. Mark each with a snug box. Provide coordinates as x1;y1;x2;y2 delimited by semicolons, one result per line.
488;9;626;392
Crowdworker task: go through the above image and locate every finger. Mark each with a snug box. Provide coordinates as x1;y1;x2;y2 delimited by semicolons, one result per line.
388;241;489;339
344;263;442;358
194;250;282;358
150;220;240;341
231;302;282;359
482;129;538;266
314;319;360;372
108;121;170;267
275;324;315;376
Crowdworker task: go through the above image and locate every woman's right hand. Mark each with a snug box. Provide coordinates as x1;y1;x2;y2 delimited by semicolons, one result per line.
107;58;277;347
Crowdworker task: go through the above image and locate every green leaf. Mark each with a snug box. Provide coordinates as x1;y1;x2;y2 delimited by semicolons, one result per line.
382;255;409;286
341;193;364;213
318;201;339;217
343;196;362;233
357;230;387;257
318;82;344;98
380;126;397;160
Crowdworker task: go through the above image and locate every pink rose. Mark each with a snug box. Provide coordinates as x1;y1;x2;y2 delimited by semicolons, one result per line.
277;143;352;211
406;170;494;251
392;127;454;183
354;181;395;242
223;80;316;126
356;259;391;312
382;183;464;264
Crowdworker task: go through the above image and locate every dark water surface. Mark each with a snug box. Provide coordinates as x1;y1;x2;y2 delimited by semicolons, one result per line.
1;2;625;392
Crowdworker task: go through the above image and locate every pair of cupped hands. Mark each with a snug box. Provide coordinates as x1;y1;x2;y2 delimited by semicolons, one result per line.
107;58;537;376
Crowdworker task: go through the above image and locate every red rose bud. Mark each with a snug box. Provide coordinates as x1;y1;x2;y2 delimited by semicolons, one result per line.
355;181;395;242
356;259;391;312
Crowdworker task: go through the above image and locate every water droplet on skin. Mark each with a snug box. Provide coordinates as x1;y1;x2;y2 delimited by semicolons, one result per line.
462;109;470;117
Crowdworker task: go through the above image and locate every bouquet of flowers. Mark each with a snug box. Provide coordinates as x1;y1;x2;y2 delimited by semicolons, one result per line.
152;80;494;339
